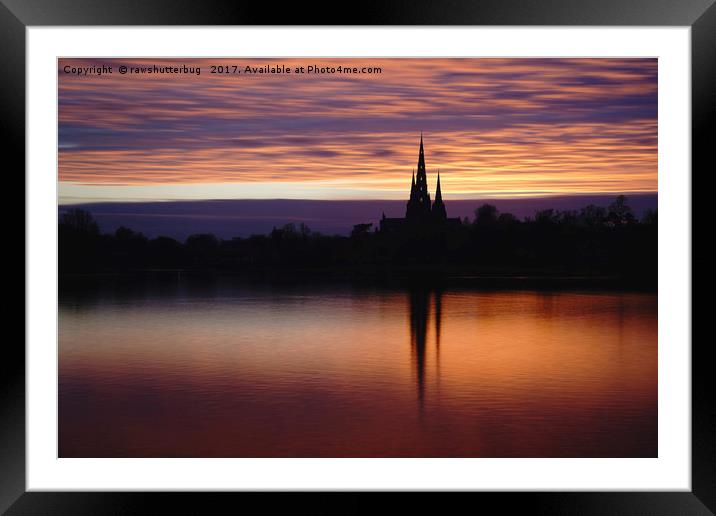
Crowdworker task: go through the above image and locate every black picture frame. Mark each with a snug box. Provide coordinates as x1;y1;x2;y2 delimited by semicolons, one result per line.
3;0;712;513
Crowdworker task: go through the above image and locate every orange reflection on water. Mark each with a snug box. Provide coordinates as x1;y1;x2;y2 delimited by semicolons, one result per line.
59;283;657;457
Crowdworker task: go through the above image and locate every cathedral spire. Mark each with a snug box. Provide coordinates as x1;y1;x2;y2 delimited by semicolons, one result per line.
432;169;447;220
417;132;426;176
435;170;443;202
414;133;430;207
406;135;432;219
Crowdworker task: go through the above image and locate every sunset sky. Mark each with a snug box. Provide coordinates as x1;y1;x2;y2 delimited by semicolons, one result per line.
58;58;657;204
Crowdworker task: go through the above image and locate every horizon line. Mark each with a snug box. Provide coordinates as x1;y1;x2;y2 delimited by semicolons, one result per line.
59;191;658;206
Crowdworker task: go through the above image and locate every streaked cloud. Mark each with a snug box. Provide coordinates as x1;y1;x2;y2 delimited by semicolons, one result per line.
58;58;657;201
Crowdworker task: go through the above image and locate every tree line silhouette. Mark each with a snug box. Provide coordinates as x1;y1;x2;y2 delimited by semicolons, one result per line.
59;195;656;284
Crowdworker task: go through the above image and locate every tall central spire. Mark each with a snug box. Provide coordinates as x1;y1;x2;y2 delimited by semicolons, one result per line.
417;132;426;176
414;133;430;206
435;171;443;202
406;133;432;220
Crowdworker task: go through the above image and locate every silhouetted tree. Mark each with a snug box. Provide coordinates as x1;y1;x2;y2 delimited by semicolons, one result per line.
147;236;184;266
59;208;101;272
351;223;373;238
559;210;579;225
642;209;658;225
60;208;99;235
535;208;558;225
298;222;312;238
271;223;306;240
497;212;519;226
607;195;635;226
474;204;498;226
579;205;607;227
115;226;142;241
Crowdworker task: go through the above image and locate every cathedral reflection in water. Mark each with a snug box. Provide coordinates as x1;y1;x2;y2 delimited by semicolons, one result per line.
408;287;443;406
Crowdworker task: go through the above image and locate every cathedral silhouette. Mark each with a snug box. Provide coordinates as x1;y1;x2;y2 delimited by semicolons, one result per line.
380;134;461;233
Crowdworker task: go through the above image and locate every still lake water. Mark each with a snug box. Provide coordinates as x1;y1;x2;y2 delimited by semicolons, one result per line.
59;278;657;457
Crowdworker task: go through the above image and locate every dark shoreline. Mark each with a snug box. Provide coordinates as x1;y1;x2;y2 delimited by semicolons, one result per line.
59;267;657;293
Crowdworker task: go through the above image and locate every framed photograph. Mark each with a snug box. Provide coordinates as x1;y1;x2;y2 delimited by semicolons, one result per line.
5;0;712;513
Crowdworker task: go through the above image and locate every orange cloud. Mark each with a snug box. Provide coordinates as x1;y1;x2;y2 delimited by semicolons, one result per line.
58;58;657;200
